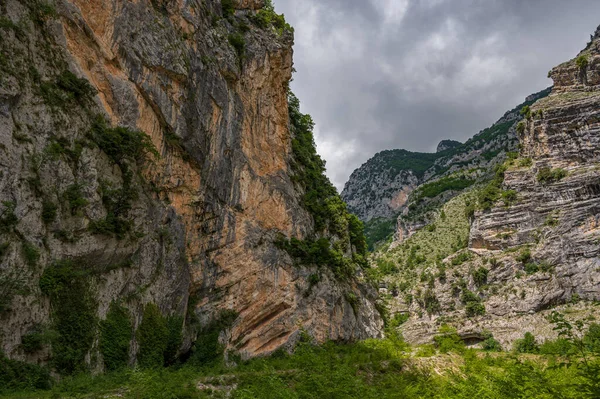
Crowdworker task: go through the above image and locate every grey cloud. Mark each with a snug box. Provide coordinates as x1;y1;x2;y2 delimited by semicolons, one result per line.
273;0;600;190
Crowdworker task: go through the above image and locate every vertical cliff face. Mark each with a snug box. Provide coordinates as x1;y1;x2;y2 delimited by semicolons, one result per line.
0;0;382;370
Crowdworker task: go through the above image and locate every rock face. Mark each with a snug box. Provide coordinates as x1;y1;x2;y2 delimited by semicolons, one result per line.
436;140;462;153
0;0;381;370
470;31;600;305
376;28;600;349
342;88;550;249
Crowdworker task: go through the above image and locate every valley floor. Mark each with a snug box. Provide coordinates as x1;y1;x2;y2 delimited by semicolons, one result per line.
3;336;599;399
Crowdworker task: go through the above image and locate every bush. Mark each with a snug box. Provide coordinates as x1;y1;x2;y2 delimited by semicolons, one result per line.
472;267;489;287
41;200;57;223
482;333;502;352
520;105;532;119
164;316;184;366
189;310;238;366
100;302;132;371
519;157;533;167
576;55;589;70
423;289;441;315
64;184;88;215
136;303;169;369
0;355;52;393
502;190;517;206
537;167;567;184
0;201;18;233
228;33;246;57
221;0;235;17
461;289;485;317
89;117;158;167
516;120;526;134
39;260;97;375
516;248;532;264
21;241;40;268
515;332;538;353
40;70;96;107
525;262;539;275
451;251;472;266
433;325;465;353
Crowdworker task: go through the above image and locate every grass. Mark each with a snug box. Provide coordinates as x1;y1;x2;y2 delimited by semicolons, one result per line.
2;336;598;399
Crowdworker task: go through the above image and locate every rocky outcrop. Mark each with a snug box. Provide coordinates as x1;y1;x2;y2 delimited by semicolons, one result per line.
384;28;600;349
0;0;382;370
436;140;461;153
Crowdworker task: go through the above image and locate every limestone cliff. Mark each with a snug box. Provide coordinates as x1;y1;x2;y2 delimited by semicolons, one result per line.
341;88;550;250
0;0;381;372
374;28;600;349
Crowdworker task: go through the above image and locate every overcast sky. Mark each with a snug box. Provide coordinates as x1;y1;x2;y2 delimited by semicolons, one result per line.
272;0;600;190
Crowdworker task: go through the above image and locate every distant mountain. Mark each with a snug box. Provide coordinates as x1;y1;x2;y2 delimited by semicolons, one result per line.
341;87;551;249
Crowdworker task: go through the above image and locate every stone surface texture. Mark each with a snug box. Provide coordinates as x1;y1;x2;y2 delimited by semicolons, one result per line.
0;0;382;368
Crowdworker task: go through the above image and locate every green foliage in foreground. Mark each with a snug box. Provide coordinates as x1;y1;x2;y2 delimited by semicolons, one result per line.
4;331;600;399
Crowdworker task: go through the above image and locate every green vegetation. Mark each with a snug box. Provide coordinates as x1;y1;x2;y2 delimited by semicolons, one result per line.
39;260;97;375
413;175;475;202
63;184;88;215
461;289;485;317
252;0;293;34
433;325;465;353
87;117;158;238
279;92;368;279
6;321;600;399
41;200;57;224
89;116;159;167
221;0;235;17
0;354;51;393
476;164;507;211
100;303;133;371
40;70;96;108
537;167;568;184
514;332;538;354
577;54;589;70
21;241;40;268
136;304;185;369
228;33;245;58
471;267;488;287
188;310;238;366
0;201;18;233
520;105;532;119
136;304;169;369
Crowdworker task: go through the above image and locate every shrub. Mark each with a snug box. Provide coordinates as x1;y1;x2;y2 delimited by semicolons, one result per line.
221;0;235;17
189;310;238;366
0;201;18;233
0;355;52;393
20;326;47;353
423;289;441;315
516;248;532;264
39;260;97;375
520;105;532;119
502;190;517;206
472;267;489;287
537;167;567;184
40;70;96;107
64;184;88;215
433;325;465;353
228;33;246;57
451;251;472;266
100;302;132;371
41;200;57;223
514;332;538;353
516;120;526;134
462;289;485;317
89;117;158;167
136;303;169;369
519;157;533;167
525;262;539;275
21;241;40;268
576;55;589;70
252;0;293;34
482;332;502;351
584;323;600;353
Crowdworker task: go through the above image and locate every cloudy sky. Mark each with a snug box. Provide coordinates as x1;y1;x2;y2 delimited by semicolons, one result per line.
272;0;600;190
